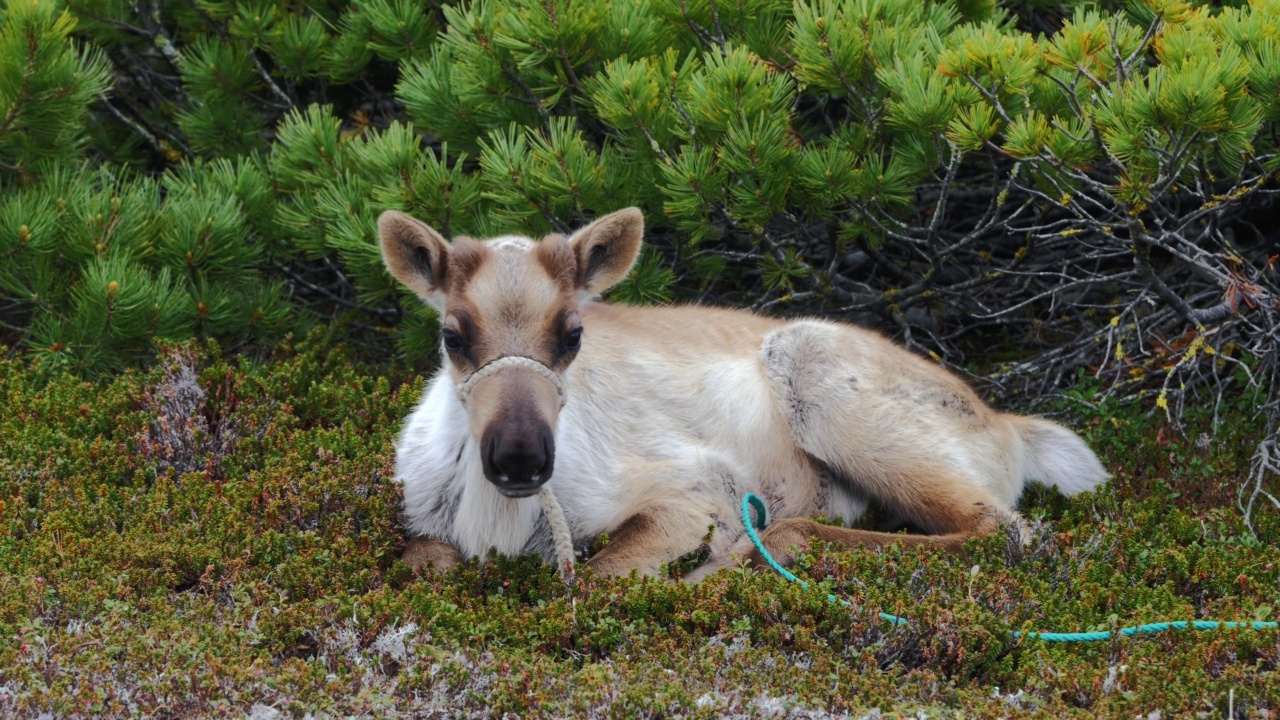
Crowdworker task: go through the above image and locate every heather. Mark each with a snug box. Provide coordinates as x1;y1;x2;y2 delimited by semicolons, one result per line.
1;340;1278;717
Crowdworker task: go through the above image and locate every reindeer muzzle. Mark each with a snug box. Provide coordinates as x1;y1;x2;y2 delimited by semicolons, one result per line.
455;356;566;496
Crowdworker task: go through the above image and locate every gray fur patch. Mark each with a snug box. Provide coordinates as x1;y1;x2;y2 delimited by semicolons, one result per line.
427;481;463;526
520;507;559;561
718;467;742;505
936;390;977;418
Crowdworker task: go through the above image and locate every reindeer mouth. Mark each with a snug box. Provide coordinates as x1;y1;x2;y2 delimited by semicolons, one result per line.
495;480;543;499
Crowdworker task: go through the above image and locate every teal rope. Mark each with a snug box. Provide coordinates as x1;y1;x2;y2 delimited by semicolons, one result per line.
741;493;1277;642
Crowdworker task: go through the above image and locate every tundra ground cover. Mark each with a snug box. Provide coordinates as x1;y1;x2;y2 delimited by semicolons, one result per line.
1;338;1277;718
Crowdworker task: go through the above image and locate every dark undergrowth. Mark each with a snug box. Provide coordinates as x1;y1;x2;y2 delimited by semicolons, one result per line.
1;335;1277;718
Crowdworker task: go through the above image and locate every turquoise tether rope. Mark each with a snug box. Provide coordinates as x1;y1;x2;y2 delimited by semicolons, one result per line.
741;493;1278;642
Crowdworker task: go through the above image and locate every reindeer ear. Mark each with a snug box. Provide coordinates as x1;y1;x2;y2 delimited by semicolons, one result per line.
567;207;644;297
379;211;450;309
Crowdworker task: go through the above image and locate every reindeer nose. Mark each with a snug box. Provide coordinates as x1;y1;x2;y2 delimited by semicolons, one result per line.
483;423;554;497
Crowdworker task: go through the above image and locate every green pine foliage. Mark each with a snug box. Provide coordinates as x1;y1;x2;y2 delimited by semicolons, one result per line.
0;161;291;375
0;0;109;176
0;0;1276;384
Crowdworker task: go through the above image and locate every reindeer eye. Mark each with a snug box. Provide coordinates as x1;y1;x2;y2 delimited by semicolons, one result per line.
563;327;583;351
442;329;464;352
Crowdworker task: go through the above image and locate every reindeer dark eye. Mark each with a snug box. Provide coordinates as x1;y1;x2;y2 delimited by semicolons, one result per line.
442;329;464;352
563;327;583;352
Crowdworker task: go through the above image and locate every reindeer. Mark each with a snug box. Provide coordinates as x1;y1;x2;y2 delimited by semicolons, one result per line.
379;207;1108;579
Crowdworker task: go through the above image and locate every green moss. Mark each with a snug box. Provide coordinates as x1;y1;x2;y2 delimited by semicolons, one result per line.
1;338;1277;717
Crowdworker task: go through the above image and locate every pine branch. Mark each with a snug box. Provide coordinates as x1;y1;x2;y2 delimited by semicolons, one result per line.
0;26;39;140
98;95;162;152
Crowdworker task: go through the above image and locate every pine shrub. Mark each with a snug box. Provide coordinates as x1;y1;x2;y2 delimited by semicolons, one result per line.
0;0;1276;434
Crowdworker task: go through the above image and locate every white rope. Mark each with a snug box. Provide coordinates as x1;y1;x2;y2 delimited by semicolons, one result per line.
454;355;566;408
538;484;576;583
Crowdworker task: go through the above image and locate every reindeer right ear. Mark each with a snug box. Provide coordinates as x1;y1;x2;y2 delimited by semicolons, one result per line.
568;207;644;297
379;211;450;309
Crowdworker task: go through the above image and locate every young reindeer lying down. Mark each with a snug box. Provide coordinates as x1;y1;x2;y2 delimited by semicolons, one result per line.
380;207;1108;579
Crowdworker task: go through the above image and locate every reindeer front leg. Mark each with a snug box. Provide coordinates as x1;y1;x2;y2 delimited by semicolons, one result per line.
583;450;747;573
402;536;464;574
585;508;714;577
584;458;725;578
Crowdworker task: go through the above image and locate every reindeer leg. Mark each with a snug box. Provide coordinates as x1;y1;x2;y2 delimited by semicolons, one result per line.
585;506;718;578
402;536;464;574
686;486;1022;580
584;455;736;578
739;498;1019;571
694;319;1029;576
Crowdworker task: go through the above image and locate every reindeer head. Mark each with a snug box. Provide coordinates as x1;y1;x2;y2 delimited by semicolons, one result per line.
379;208;644;497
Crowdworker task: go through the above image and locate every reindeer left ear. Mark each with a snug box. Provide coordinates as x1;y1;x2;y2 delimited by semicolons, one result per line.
378;210;452;310
568;207;644;296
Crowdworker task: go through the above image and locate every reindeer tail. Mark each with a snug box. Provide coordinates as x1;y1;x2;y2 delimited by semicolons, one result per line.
1013;416;1109;496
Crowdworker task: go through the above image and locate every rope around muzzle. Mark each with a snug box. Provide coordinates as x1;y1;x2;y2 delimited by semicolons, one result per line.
741;493;1278;643
454;355;567;409
454;355;576;582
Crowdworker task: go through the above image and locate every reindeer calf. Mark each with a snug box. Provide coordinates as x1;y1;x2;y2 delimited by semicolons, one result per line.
380;208;1108;578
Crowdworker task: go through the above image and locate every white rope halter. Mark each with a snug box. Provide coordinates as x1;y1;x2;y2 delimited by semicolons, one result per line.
452;354;575;582
453;355;567;408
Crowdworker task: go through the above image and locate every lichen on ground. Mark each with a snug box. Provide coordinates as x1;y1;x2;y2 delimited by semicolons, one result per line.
1;337;1277;718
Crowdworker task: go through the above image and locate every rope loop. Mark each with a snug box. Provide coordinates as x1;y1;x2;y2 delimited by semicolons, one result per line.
740;493;1275;642
454;355;566;408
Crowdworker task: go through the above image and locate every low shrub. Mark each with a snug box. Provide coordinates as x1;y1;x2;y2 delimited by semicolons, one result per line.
1;342;1277;717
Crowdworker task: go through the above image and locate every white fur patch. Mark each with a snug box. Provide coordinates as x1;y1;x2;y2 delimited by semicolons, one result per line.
824;485;871;527
485;235;535;251
452;477;544;557
1016;417;1110;495
396;369;627;562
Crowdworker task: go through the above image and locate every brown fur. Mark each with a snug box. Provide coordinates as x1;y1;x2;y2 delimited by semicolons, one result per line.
746;510;1003;567
401;537;464;574
584;513;661;577
735;480;1014;571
